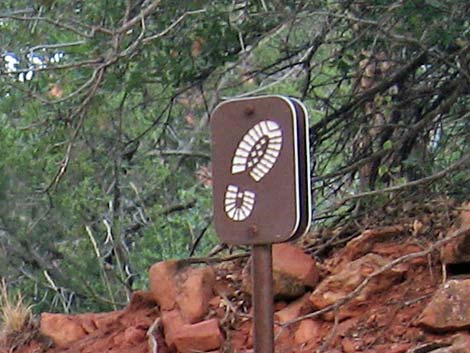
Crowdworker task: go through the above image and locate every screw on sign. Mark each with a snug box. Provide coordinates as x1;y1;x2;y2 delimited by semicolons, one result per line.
210;95;311;353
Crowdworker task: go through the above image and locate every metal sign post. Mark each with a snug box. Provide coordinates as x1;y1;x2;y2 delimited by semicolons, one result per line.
211;96;311;353
252;243;274;353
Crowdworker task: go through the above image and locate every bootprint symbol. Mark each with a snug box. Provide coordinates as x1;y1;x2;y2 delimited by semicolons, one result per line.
224;120;283;221
224;185;256;221
231;120;283;182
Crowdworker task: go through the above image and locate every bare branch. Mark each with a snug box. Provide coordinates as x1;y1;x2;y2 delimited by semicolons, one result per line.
117;0;162;34
28;40;86;52
317;153;470;216
142;9;207;44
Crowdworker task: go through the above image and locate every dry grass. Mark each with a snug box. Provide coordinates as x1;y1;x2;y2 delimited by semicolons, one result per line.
0;279;33;341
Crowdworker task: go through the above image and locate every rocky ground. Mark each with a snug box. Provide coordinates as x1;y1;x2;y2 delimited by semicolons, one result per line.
2;198;470;353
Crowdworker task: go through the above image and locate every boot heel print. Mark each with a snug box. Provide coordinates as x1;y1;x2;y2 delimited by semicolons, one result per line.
224;185;256;221
224;120;283;221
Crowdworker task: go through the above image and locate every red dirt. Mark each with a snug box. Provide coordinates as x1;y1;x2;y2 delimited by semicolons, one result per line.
3;200;470;353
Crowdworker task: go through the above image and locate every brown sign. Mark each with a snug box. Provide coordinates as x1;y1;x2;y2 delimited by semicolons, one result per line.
211;95;311;245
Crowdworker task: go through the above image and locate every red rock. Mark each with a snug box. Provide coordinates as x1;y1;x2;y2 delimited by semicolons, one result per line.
230;330;248;351
161;309;188;348
93;311;123;330
40;313;87;347
273;270;311;299
239;320;253;349
120;315;154;330
208;296;221;307
342;337;360;353
296;342;317;353
239;320;252;336
40;310;123;345
112;330;126;346
373;343;411;353
276;325;295;350
246;331;254;349
124;326;146;345
178;266;216;323
408;334;470;353
372;243;426;265
161;309;222;353
77;313;98;334
275;293;312;324
418;279;470;332
37;301;161;353
335;317;359;338
149;261;216;323
172;319;223;353
442;202;470;265
309;254;406;320
243;244;319;299
390;324;407;338
272;243;319;287
436;334;470;353
405;244;428;266
363;334;376;346
274;324;292;345
390;343;411;353
149;260;179;311
335;226;405;267
294;319;321;345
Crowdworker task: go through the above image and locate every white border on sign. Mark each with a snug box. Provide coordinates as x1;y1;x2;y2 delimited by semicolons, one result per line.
290;97;312;237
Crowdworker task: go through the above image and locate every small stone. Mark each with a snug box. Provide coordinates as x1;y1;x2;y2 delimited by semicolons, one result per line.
161;309;188;348
372;343;411;353
294;319;321;345
418;279;470;332
275;293;312;324
342;337;360;353
442;202;470;265
172;319;223;353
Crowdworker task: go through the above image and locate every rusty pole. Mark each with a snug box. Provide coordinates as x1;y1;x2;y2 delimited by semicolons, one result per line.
252;244;274;353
